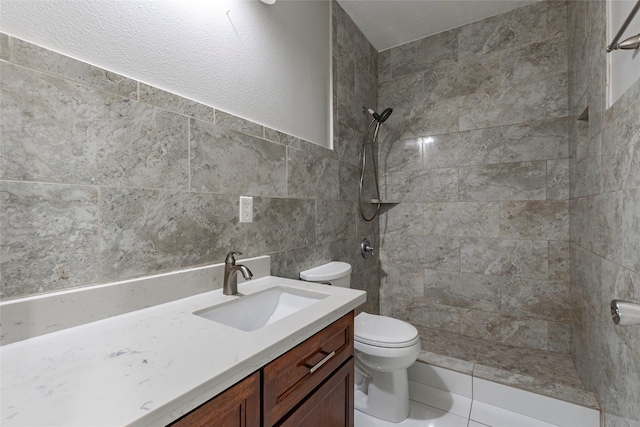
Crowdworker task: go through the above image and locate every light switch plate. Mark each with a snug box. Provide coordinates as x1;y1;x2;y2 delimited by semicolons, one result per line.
239;196;253;223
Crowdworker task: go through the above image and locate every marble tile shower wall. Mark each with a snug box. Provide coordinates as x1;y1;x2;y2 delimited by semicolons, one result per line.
567;1;640;426
0;24;380;314
377;1;572;353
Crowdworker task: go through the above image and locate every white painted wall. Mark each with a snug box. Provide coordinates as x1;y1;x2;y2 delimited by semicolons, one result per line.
0;0;332;147
608;0;640;106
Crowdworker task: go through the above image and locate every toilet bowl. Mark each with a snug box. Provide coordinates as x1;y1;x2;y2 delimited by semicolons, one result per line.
300;262;420;423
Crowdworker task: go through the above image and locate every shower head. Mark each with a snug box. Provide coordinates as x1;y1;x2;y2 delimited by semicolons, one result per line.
363;107;393;123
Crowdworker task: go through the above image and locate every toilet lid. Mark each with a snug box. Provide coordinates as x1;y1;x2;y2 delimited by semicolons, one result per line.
300;262;352;282
354;312;419;348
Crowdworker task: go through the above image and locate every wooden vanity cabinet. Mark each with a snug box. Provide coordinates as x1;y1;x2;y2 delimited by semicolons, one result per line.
169;371;261;427
168;312;354;427
263;312;354;427
274;358;354;427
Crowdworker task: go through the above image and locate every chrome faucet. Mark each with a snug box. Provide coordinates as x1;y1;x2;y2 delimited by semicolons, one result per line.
223;251;253;295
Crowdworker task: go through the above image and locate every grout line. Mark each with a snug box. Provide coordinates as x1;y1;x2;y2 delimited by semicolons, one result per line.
187;118;192;192
285;146;289;198
96;186;102;282
7;34;12;62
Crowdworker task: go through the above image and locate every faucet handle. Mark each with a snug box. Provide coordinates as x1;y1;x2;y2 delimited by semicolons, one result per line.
225;251;242;265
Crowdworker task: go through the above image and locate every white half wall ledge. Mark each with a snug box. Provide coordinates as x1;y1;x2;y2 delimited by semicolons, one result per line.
0;0;332;148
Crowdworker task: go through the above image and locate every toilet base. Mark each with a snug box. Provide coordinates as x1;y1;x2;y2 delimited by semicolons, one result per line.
355;368;411;423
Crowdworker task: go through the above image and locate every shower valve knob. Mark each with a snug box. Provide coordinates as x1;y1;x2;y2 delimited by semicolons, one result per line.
360;238;374;258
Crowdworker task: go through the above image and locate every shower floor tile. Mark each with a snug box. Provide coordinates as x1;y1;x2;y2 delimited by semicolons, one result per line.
413;325;598;409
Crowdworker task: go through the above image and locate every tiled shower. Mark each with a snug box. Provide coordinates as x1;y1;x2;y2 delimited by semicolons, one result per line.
376;1;572;354
1;0;639;425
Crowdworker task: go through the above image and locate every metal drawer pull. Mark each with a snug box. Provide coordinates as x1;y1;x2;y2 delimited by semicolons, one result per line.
305;350;336;374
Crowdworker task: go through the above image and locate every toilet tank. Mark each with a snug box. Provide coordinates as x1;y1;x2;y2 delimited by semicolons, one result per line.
300;262;352;288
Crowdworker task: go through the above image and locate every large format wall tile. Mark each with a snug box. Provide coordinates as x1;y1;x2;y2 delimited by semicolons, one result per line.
457;89;502;131
334;116;363;168
548;241;570;282
424;269;502;312
378;1;572;354
381;234;460;272
602;97;640;192
379;203;424;236
0;33;9;60
381;266;424;299
9;37;137;98
501;276;572;322
423;52;499;102
495;82;547;125
500;38;562;92
568;0;640;422
547;158;570;200
316;200;356;244
264;128;300;148
1;19;379;310
424;202;499;238
190;118;286;197
1;62;189;190
460;238;548;279
101;190;316;282
215;110;264;139
0;182;99;299
380;73;459;139
393;298;460;332
460;309;548;350
287;145;340;200
379;138;422;174
352;266;380;315
139;83;214;123
338;162;359;202
499;200;569;240
386;168;458;202
620;188;640;273
100;188;243;281
457;1;548;58
547;321;571;354
499;118;569;163
390;28;458;79
570;138;603;198
246;197;317;255
422;128;500;169
459;161;547;201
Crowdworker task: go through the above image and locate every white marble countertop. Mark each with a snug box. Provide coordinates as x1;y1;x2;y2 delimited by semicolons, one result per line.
1;276;365;426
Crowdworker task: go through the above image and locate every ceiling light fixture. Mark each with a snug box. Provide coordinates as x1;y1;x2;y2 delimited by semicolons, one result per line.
260;0;276;4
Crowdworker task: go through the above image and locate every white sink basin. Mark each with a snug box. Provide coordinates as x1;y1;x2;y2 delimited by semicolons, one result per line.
195;286;329;331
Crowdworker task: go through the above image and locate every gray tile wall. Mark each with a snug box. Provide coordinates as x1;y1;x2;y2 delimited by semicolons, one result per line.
568;0;640;425
377;1;572;353
333;2;381;314
0;14;381;313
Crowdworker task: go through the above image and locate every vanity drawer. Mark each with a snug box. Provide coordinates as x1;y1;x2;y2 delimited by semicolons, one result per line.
263;312;354;426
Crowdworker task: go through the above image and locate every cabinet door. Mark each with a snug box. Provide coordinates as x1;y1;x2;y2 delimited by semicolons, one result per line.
263;313;354;426
169;371;260;427
276;358;354;427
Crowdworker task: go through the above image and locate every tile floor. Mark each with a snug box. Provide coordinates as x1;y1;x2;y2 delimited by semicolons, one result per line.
413;325;597;408
355;400;555;427
354;324;601;427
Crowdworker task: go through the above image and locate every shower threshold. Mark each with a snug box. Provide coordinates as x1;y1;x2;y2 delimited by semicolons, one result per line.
412;325;598;410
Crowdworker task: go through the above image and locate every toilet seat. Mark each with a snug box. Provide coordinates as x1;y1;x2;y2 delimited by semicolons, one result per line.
354;312;419;348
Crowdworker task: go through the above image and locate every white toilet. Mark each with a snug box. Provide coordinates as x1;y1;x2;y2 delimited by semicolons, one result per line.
300;262;421;423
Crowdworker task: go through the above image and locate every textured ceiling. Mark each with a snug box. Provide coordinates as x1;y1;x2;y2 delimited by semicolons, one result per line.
336;0;542;51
